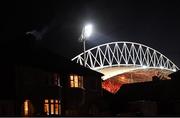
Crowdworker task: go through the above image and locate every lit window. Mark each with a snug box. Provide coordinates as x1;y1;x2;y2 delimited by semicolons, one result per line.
70;74;83;88
44;99;61;116
23;99;34;116
44;103;49;115
53;73;60;86
51;104;54;114
55;103;58;115
45;99;48;103
50;99;54;103
50;99;54;114
74;75;78;87
24;100;29;116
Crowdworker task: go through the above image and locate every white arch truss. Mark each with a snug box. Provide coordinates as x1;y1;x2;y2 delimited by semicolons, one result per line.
72;41;179;72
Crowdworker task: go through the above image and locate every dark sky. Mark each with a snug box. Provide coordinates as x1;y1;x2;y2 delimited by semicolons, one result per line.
1;0;180;67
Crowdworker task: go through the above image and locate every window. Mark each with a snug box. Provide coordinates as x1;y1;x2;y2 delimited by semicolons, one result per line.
44;100;49;115
24;100;29;116
70;74;83;88
44;99;61;116
23;100;33;116
53;73;60;86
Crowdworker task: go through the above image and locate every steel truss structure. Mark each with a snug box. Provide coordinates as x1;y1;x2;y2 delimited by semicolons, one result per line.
72;41;179;72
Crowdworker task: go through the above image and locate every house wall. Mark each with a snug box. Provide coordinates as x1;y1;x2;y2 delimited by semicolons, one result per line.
0;63;16;116
60;74;102;116
0;62;103;116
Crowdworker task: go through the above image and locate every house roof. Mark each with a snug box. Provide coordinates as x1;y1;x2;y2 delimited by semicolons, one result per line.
0;36;104;77
114;78;180;102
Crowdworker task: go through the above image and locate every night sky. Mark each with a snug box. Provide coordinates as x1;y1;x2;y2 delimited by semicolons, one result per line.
1;0;180;67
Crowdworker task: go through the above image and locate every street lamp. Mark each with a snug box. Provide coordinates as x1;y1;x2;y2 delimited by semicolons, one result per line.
79;24;93;67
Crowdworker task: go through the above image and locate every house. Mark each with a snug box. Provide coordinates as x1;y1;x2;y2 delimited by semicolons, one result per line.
0;38;103;116
112;71;180;116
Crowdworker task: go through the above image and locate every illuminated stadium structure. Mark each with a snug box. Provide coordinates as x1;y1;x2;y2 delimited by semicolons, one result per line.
72;41;179;93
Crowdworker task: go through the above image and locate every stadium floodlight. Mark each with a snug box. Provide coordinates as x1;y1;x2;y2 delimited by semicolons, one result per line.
79;24;93;66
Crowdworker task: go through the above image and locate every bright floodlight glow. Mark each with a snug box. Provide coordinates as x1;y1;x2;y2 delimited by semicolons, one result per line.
173;68;176;72
142;65;147;69
84;24;93;38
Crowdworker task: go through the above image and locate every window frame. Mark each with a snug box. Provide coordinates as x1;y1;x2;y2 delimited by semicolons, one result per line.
53;73;61;87
69;74;84;88
44;99;61;116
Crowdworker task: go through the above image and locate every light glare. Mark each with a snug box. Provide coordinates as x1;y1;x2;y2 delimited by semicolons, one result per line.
84;24;93;38
142;65;147;68
173;68;176;72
